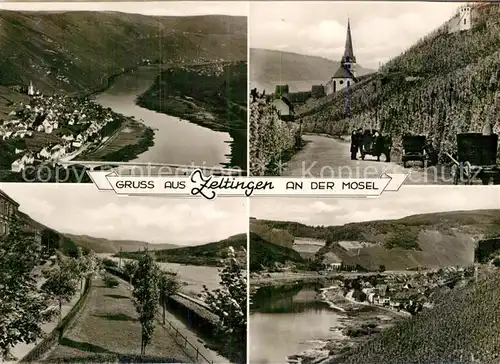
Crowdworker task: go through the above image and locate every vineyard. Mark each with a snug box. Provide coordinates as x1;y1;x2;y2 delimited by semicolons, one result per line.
249;93;301;176
328;269;500;364
298;3;500;162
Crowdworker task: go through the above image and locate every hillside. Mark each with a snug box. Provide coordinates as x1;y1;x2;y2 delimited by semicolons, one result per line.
250;218;295;248
297;3;500;161
0;11;247;95
62;233;179;253
253;209;500;271
121;233;247;266
250;48;374;93
327;269;500;364
249;232;304;271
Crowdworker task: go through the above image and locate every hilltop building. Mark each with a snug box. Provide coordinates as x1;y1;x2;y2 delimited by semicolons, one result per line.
448;4;472;33
325;19;357;95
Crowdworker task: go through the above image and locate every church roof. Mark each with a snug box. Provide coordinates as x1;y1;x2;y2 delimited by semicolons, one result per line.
341;19;356;64
332;65;355;79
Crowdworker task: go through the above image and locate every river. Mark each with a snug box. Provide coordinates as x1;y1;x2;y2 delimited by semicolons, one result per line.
94;67;232;167
99;254;221;297
250;284;344;364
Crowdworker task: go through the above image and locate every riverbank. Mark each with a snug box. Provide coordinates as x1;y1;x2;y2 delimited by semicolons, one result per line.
136;61;247;170
289;287;406;364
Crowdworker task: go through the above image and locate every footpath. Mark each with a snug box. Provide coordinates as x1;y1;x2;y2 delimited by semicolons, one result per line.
7;283;85;363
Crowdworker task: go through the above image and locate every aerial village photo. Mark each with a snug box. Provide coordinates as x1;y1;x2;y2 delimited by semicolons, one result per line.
249;1;500;185
0;184;247;363
0;1;248;182
249;186;500;364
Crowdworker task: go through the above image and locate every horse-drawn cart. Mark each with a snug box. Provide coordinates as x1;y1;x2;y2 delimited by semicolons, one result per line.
401;135;438;168
447;133;500;185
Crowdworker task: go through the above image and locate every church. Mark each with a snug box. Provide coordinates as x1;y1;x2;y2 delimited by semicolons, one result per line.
325;19;357;95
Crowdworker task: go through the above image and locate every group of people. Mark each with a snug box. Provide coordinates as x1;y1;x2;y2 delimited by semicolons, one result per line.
350;128;380;160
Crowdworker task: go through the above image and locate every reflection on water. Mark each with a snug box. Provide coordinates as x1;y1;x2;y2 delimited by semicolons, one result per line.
250;284;343;364
94;67;232;167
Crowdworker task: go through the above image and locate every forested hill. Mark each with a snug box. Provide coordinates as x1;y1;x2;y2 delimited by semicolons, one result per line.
253;209;500;271
0;11;247;94
298;3;500;162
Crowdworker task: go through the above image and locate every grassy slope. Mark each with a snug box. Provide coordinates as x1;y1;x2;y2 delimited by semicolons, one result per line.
63;233;179;254
0;11;247;94
298;4;500;161
329;270;500;364
250;48;375;93
253;210;500;271
249;232;304;271
122;233;248;267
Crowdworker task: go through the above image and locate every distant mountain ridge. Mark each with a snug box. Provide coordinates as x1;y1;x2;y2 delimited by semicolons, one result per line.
63;233;180;253
0;11;247;94
251;209;500;271
250;48;375;93
120;233;248;266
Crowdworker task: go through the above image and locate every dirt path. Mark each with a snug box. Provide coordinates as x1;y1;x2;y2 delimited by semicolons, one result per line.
45;277;192;363
282;134;453;184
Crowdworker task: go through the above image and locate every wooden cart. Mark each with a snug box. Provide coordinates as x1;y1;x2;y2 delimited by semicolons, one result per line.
447;133;500;185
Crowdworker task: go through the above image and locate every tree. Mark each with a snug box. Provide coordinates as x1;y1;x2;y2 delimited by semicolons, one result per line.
132;250;160;355
204;246;247;363
0;216;56;360
41;253;80;323
41;229;59;257
158;272;180;324
123;260;138;285
379;264;386;272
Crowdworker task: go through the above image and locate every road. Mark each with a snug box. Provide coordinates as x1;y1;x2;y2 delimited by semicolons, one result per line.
281;134;452;184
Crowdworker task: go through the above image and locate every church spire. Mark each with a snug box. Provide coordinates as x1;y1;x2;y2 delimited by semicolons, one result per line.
341;18;356;64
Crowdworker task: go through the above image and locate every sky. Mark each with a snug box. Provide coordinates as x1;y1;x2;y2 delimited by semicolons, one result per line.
0;1;248;16
251;186;500;227
250;1;466;69
0;184;247;245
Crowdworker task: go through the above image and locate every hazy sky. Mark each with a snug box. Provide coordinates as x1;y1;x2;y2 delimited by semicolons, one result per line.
0;1;248;16
0;184;247;245
251;186;500;226
250;1;466;69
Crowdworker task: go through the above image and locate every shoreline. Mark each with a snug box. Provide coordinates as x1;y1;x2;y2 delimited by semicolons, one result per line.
289;286;407;364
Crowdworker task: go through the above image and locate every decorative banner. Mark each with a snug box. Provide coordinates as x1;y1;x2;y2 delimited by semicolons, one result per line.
87;169;409;200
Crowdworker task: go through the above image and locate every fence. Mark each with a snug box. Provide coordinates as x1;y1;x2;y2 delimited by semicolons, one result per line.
158;317;214;364
104;266;217;364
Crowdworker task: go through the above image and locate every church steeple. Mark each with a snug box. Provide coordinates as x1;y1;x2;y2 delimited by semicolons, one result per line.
341;19;356;77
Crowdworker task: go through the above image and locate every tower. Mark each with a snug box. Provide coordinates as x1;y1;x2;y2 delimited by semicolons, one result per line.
341;19;356;77
458;4;472;31
28;81;35;96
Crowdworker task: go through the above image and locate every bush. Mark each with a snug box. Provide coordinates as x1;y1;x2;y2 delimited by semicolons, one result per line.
102;258;117;268
103;274;119;288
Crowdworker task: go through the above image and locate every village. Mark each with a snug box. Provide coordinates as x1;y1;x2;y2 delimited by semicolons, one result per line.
0;82;128;173
334;266;475;315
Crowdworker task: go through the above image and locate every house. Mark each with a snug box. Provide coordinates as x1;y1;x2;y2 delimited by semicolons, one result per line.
271;97;295;122
11;159;24;172
0;189;20;236
322;252;342;271
28;81;35;96
325;19;357;95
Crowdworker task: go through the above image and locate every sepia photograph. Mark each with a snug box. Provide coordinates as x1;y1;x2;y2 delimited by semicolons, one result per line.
0;1;247;182
249;1;500;185
249;187;500;363
0;184;247;363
